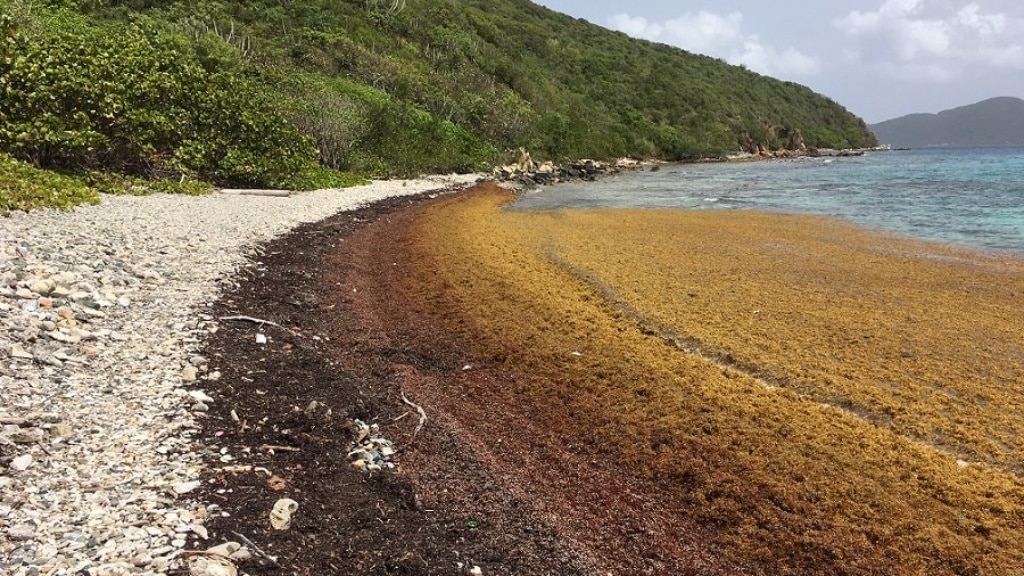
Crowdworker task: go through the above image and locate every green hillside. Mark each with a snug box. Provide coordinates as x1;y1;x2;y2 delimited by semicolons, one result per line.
1;0;877;207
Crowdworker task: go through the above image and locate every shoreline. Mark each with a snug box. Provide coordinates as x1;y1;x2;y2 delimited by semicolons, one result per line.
4;175;1022;574
0;175;479;576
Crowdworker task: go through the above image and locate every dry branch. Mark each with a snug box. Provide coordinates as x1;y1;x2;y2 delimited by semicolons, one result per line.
232;531;281;567
219;315;302;338
400;392;427;437
220;189;292;197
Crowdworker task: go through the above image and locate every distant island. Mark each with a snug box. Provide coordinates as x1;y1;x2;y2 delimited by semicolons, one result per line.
870;96;1024;148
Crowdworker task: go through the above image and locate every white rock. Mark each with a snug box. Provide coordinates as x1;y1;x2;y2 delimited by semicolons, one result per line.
205;542;240;558
181;365;199;382
188;390;215;404
173;481;202;495
9;344;34;360
189;555;237;576
7;522;37;540
29;279;54;296
10;454;33;471
269;498;299;530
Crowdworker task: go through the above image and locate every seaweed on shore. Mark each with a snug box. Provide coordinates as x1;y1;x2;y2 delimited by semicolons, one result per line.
397;183;1024;575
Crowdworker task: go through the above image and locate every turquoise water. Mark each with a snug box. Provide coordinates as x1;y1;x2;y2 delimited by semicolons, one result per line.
512;148;1024;253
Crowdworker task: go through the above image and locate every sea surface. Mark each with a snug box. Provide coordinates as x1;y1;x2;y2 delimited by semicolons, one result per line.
512;148;1024;253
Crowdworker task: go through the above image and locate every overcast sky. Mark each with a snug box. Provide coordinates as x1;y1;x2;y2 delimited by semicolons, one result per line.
533;0;1024;123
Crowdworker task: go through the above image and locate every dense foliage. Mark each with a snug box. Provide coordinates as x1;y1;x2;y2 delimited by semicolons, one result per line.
0;152;98;214
165;0;874;159
0;0;878;212
0;9;317;187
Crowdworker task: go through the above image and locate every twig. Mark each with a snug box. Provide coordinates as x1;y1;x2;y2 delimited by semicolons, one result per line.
219;315;285;329
400;392;427;437
219;315;302;338
259;445;302;453
231;531;280;567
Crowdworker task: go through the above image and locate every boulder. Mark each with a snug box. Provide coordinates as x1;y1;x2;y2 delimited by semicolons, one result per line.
788;128;807;152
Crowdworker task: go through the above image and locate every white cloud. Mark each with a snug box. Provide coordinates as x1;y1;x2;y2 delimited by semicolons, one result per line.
607;13;662;40
835;0;1024;80
608;11;820;79
957;4;1006;37
732;41;822;77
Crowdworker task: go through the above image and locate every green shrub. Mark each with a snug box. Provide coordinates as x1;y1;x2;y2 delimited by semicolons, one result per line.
0;153;99;214
290;165;369;190
0;10;317;188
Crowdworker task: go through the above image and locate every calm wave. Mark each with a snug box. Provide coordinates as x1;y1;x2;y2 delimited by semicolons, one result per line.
512;148;1024;253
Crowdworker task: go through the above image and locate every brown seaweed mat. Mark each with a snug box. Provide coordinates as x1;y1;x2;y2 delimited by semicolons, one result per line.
190;188;745;573
191;182;1024;575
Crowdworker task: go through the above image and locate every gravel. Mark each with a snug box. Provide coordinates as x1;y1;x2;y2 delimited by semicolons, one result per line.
0;175;480;576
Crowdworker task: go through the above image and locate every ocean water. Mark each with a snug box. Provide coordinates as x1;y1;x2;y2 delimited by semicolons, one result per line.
512;148;1024;253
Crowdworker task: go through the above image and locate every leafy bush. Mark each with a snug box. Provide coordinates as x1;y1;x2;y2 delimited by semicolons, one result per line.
0;9;317;188
290;165;370;190
0;153;99;214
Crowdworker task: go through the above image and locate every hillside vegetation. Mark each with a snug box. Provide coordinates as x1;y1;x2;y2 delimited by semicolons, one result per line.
2;0;877;210
871;96;1024;148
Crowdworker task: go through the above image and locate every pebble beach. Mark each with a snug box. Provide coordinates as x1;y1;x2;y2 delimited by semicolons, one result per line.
0;175;478;576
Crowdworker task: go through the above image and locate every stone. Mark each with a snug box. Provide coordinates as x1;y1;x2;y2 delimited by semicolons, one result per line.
182;366;199;382
188;390;215;404
11;454;33;471
10;427;45;444
49;422;74;438
205;542;241;558
188;555;237;576
29;279;54;296
173;481;202;495
10;344;34;360
269;498;299;530
7;522;37;541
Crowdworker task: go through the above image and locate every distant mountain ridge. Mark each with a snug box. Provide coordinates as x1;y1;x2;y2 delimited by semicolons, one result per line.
870;97;1024;148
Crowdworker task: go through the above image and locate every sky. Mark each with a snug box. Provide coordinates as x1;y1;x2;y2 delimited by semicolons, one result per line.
532;0;1024;124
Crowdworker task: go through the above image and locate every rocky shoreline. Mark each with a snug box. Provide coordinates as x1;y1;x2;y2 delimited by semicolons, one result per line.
0;175;479;576
491;145;888;191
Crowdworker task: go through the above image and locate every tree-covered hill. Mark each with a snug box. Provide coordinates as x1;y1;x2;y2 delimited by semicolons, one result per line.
870;97;1024;148
1;0;877;205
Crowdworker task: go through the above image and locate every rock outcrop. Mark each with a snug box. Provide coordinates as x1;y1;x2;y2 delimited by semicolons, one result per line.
493;154;649;189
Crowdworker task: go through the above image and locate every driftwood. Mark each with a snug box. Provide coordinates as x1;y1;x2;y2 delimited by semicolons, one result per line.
219;315;302;338
219;189;292;197
400;392;428;437
259;444;301;453
231;531;280;566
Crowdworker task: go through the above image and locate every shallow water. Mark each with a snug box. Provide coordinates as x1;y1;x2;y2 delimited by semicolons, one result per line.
512;148;1024;253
